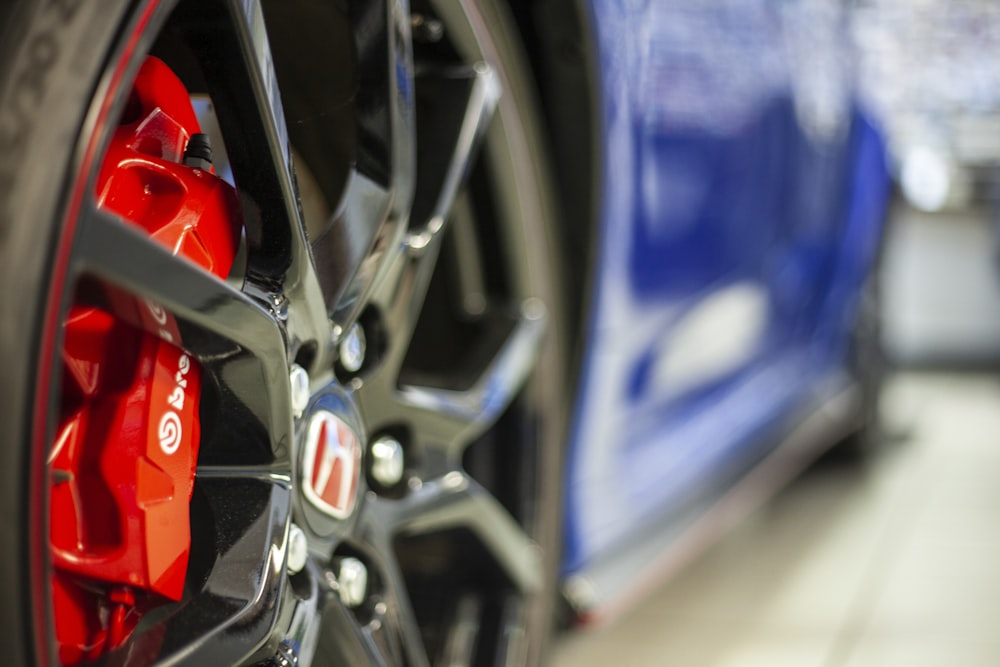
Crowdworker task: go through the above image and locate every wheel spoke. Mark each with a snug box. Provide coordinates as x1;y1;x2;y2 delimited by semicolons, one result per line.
309;543;429;667
313;598;390;667
170;0;331;368
390;472;543;595
227;0;335;366
372;537;434;667
494;595;529;667
73;205;293;449
313;172;396;327
397;306;547;445
438;594;483;667
121;476;292;666
358;63;500;367
355;244;442;455
359;300;547;471
408;63;499;248
354;63;528;468
330;499;432;667
75;204;282;357
321;0;416;330
436;593;527;667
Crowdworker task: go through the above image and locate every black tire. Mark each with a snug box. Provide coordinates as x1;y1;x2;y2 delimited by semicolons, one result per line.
1;3;137;664
0;0;567;664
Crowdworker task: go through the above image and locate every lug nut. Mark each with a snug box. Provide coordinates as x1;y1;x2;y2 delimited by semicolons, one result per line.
338;322;367;373
289;364;310;417
271;641;298;667
370;436;405;487
287;523;308;575
411;14;444;43
336;557;368;608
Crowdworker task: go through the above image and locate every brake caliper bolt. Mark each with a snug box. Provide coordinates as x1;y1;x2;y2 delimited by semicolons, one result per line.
289;364;310;418
336;557;368;608
287;523;308;575
370;436;405;487
183;132;213;171
338;322;366;374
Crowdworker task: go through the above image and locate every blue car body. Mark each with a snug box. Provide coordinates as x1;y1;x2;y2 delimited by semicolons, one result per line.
560;0;890;619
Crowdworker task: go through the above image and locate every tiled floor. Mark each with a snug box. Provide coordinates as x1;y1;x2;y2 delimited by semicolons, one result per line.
551;372;1000;666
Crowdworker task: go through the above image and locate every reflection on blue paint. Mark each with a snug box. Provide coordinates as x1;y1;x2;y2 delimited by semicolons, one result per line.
562;0;890;580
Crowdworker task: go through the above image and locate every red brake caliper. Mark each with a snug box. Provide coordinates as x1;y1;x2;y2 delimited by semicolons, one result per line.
50;56;243;665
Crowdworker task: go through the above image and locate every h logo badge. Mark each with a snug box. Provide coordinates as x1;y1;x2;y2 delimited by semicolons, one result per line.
302;412;362;519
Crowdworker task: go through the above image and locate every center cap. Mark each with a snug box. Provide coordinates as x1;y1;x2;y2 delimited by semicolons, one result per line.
302;411;363;519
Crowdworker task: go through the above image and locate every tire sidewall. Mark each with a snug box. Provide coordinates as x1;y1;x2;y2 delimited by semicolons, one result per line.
0;1;132;661
458;1;569;663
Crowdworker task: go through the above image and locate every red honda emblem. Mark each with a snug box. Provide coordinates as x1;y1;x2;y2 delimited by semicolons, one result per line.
302;412;362;519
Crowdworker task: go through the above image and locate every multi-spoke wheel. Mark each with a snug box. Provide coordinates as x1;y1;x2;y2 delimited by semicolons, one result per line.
0;0;567;664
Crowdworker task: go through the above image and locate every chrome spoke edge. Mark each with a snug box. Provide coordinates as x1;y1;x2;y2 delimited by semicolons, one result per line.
227;0;333;369
407;62;501;253
396;303;548;452
391;472;543;595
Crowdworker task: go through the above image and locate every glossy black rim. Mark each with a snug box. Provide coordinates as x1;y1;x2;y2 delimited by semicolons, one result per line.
43;0;565;664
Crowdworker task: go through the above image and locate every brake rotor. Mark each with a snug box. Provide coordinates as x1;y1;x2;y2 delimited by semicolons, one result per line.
50;56;243;665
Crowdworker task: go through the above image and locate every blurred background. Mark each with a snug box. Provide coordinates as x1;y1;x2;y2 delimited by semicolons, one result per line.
553;1;1000;664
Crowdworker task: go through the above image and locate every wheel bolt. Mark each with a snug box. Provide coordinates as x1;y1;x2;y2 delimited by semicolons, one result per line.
336;557;368;608
270;641;297;667
289;364;310;417
338;322;367;373
411;14;444;43
370;436;405;487
286;523;308;575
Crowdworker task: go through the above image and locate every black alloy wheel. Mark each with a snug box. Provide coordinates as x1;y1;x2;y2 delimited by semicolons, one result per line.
0;0;567;665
